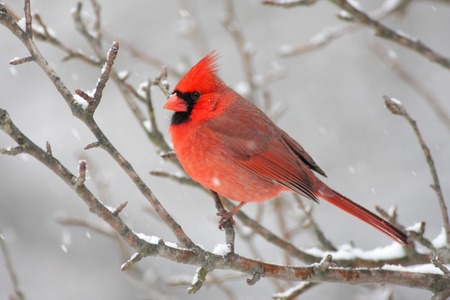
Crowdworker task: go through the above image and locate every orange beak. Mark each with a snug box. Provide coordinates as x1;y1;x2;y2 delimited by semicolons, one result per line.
164;94;188;112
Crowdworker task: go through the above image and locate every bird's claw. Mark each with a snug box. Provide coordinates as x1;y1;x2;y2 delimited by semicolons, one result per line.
216;211;236;230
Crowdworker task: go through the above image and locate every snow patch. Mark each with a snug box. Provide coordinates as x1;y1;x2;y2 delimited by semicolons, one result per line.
73;94;89;109
164;241;178;248
389;97;402;105
406;222;422;233
138;81;150;98
17;18;26;31
382;263;450;274
213;244;231;256
303;242;406;261
117;70;129;80
432;227;447;248
143;120;151;131
135;232;160;244
192;267;201;285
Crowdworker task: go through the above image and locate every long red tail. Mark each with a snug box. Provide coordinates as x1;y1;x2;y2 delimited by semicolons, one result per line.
316;184;409;245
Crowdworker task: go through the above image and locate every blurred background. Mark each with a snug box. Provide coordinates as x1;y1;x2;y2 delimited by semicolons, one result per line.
0;0;449;299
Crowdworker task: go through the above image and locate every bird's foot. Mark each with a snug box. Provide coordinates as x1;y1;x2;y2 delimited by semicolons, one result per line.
216;210;236;230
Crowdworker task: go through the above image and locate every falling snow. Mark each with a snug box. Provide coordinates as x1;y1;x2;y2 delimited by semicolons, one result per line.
9;65;18;76
71;129;81;141
212;177;221;186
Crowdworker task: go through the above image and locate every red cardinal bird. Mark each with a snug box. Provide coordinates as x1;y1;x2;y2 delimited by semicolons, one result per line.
164;52;408;245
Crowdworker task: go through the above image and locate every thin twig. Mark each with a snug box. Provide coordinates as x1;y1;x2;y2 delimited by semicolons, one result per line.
273;282;318;300
9;56;33;65
188;267;209;294
211;191;236;253
92;41;118;108
0;234;25;300
222;0;256;103
0;146;23;156
373;44;450;132
273;199;293;265
149;170;198;187
274;0;411;56
262;0;317;7
330;0;450;70
180;0;210;55
221;197;425;267
431;253;450;278
101;30;182;77
384;95;450;244
293;194;337;251
3;109;444;290
0;5;197;249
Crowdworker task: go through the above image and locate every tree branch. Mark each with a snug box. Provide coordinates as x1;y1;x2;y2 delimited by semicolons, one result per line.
384;96;450;245
0;234;25;300
330;0;450;70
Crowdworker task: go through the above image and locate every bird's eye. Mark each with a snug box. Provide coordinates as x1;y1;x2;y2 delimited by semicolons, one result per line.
191;91;200;100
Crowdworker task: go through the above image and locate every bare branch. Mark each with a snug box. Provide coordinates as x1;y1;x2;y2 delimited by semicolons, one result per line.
274;0;410;56
92;41;119;105
294;194;337;251
384;96;450;244
161;151;177;159
0;234;26;300
0;146;23;156
101;30;183;78
9;56;33;65
2;0;449;297
113;201;128;215
121;253;143;271
211;191;236;253
188;267;209;294
76;160;87;186
262;0;317;7
373;44;450;132
149;170;198;187
45;141;52;155
273;282;318;300
330;0;450;70
431;253;450;278
223;0;256;103
0;5;196;249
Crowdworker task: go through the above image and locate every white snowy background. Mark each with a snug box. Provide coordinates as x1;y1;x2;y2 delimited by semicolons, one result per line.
0;0;449;299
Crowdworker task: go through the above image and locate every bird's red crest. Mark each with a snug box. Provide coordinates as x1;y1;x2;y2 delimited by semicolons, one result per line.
174;51;222;94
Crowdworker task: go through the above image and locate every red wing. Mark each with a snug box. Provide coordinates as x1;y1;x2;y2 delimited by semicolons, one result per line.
233;140;318;202
210;123;318;201
206;98;319;201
